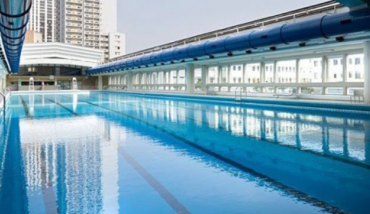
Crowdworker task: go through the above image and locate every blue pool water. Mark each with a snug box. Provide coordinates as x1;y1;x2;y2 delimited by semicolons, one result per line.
0;91;369;214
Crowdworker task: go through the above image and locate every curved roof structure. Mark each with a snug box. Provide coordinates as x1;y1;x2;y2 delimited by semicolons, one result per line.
0;0;32;73
20;43;104;68
88;2;370;75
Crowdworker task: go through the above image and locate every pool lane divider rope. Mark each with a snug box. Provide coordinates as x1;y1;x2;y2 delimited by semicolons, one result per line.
86;93;370;170
60;94;345;214
41;94;191;214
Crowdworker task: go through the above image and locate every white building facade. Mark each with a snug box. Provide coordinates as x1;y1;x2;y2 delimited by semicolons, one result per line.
28;0;60;42
27;0;125;62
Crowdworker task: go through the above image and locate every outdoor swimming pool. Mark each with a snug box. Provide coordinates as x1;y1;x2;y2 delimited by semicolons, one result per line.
0;91;369;214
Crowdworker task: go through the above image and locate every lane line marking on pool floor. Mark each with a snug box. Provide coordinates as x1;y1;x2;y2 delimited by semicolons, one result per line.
19;96;32;119
117;147;191;214
42;96;78;116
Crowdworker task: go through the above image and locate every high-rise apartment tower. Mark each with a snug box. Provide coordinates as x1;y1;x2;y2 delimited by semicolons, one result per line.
27;0;125;62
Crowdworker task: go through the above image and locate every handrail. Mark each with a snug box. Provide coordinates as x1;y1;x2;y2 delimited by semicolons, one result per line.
0;91;6;119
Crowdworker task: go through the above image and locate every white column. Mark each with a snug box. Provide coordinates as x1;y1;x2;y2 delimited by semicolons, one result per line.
127;73;133;91
295;59;300;83
218;66;222;92
343;54;348;95
228;65;232;92
322;56;328;95
295;59;300;93
98;75;103;90
273;61;277;93
201;66;207;92
260;62;265;84
138;73;143;90
242;64;246;84
186;64;195;94
364;41;370;104
218;66;222;84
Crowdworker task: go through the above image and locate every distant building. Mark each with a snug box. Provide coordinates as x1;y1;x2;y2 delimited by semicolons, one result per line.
28;0;60;42
25;30;43;43
8;43;104;91
27;0;125;62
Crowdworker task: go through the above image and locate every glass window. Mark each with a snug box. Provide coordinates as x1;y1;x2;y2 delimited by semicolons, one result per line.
277;87;296;94
264;87;275;93
178;70;186;84
158;72;164;84
327;57;343;82
221;67;228;83
208;67;218;84
347;54;364;82
246;87;262;93
230;64;243;83
300;87;323;94
264;63;274;83
326;87;344;95
299;58;322;83
171;70;178;84
347;87;364;95
245;63;260;83
194;68;201;84
276;60;296;83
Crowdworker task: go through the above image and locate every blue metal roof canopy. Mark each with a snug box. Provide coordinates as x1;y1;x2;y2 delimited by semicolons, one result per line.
87;5;370;75
335;0;370;7
0;0;32;73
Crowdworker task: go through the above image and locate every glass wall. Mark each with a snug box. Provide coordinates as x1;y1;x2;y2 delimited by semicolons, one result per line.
195;68;202;84
120;49;365;97
170;70;177;84
178;69;186;84
221;67;228;83
299;58;322;83
230;65;243;84
264;63;274;83
327;56;343;82
18;65;82;76
347;54;364;82
276;60;296;83
208;66;219;84
245;63;260;83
